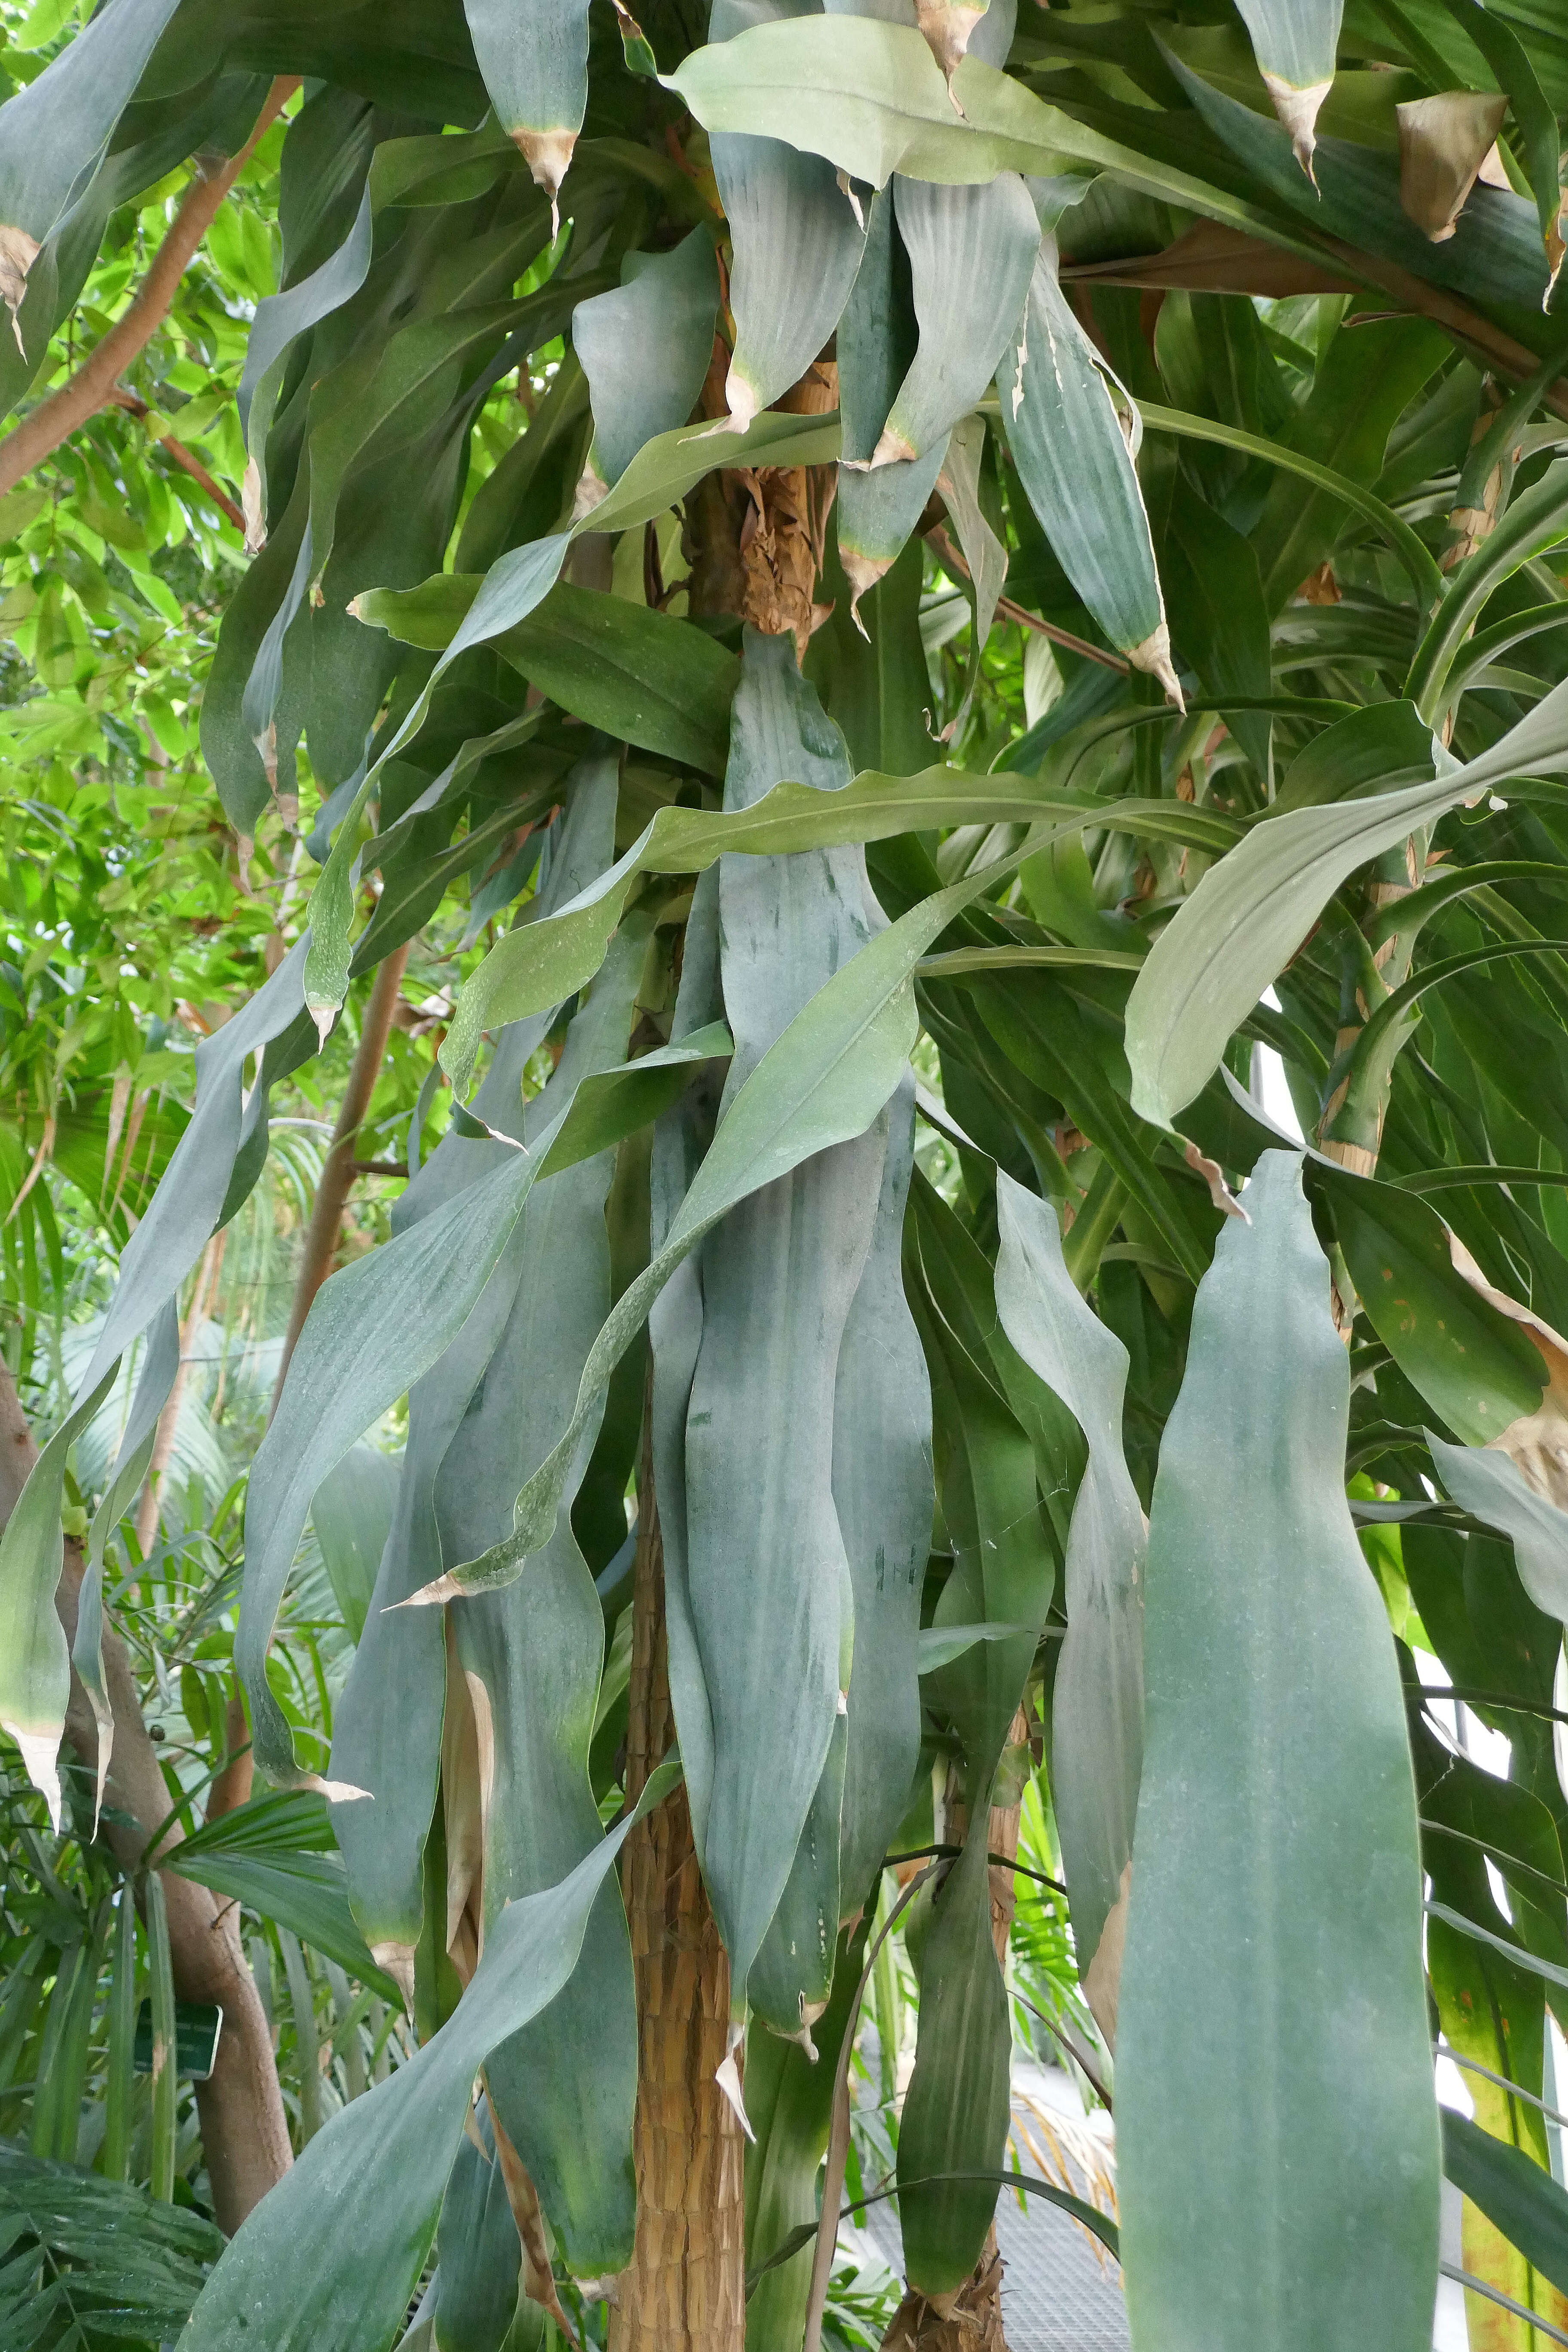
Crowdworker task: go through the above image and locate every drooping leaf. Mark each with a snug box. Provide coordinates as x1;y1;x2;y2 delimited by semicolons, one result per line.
573;228;721;485
1231;0;1344;176
0;0;184;340
681;632;880;2011
1118;1151;1439;2350
711;131;865;427
895;1831;1012;2294
833;1074;934;1909
177;1762;681;2352
994;1171;1143;2017
464;0;591;217
873;172;1039;464
997;234;1176;693
1125;677;1568;1127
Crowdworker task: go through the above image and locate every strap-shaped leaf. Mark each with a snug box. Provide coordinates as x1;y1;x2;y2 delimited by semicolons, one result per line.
434;889;649;2273
428;842;1052;1608
0;0;182;337
994;1172;1143;2003
836;182;946;606
442;770;1234;1096
712;131;865;427
1232;0;1343;177
574;228;720;485
873;172;1038;463
0;942;310;1824
178;1761;680;2352
1118;1151;1438;2351
238;185;374;545
435;2098;523;2352
683;634;879;2010
998;235;1176;695
250;961;721;1794
895;1831;1011;2294
464;0;591;220
833;1075;933;1909
1125;674;1568;1127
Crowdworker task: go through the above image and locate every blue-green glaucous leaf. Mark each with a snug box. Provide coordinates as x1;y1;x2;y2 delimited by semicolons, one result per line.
711;131;865;429
683;632;881;2021
1126;676;1568;1127
176;1763;681;2352
1118;1152;1438;2350
997;236;1179;699
463;0;590;224
573;229;720;488
994;1171;1144;2037
1232;0;1345;179
0;0;184;344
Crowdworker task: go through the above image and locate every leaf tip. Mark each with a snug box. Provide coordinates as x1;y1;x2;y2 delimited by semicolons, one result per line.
1261;73;1331;187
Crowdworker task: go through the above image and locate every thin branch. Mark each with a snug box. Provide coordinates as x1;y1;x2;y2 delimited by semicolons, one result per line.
270;943;411;1412
106;385;245;531
925;523;1130;674
0;76;298;499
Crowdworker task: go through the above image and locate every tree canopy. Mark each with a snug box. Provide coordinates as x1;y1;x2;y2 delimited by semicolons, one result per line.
8;2;1568;2349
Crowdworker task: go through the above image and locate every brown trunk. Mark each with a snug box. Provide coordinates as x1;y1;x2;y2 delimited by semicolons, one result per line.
0;1363;291;2233
271;940;410;1409
683;347;839;663
881;1712;1032;2352
613;339;837;2346
609;1458;746;2352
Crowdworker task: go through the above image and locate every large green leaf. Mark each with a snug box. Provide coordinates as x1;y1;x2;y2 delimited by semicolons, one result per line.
712;130;864;427
176;1761;680;2352
874;172;1039;463
666;14;1285;230
428;843;1045;1608
895;1832;1012;2295
994;1172;1143;2004
0;0;183;336
1118;1152;1439;2351
434;2097;524;2352
832;1074;933;1909
246;940;720;1789
1232;0;1344;174
463;0;589;216
442;771;1233;1097
998;235;1173;689
1442;2110;1568;2302
0;937;312;1822
1125;677;1568;1127
680;634;878;2010
573;228;720;484
435;897;647;2274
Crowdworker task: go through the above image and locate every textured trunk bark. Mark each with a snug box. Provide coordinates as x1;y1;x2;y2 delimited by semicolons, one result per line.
0;1362;291;2233
609;1468;746;2352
